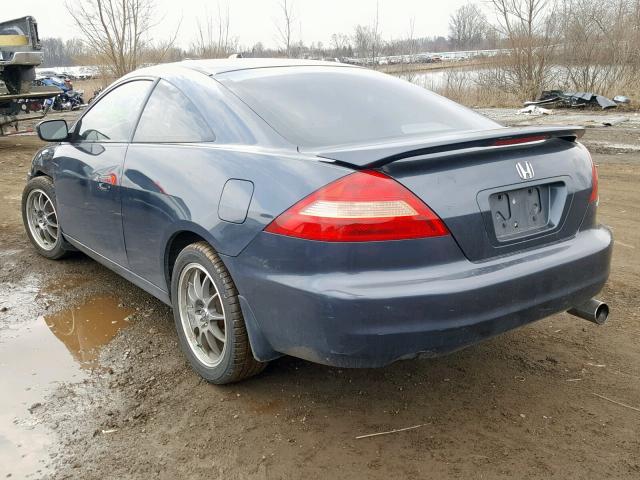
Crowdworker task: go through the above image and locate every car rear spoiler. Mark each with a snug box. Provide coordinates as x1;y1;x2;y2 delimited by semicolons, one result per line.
311;126;585;168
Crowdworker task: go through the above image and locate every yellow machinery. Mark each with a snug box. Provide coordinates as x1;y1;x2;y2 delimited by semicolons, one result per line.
1;16;60;134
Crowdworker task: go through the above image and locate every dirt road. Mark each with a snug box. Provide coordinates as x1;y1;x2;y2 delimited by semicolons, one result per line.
0;111;638;479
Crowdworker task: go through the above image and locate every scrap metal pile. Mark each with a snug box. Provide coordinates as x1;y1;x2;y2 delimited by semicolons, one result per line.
525;90;630;110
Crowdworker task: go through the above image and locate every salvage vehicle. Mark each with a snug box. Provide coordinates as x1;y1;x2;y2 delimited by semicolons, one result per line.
23;59;612;383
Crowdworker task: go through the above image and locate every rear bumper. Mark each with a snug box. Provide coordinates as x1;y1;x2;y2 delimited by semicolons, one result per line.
226;226;612;367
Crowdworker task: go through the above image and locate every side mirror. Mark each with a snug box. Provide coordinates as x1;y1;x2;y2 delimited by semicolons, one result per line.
37;119;69;142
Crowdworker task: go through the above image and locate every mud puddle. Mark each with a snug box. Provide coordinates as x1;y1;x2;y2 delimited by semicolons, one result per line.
44;296;134;368
0;287;134;479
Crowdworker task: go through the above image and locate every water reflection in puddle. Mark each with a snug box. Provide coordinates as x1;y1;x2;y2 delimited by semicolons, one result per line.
0;291;134;478
45;296;134;368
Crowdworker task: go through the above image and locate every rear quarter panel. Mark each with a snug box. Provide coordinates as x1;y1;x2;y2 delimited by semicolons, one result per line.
120;144;349;290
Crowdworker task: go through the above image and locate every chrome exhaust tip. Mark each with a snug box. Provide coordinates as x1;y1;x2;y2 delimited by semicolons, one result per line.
568;299;609;325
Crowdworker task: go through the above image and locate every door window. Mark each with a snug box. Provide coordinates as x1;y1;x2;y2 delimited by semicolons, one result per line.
75;80;152;143
133;80;214;143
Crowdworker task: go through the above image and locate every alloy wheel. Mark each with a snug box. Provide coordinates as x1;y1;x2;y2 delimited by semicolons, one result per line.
177;263;227;367
26;189;59;251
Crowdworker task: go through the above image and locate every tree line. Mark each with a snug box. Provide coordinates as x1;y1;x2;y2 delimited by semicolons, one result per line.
42;0;640;101
43;0;501;71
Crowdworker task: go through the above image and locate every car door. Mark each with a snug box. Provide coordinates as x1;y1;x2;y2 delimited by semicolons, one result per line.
53;79;153;266
121;79;215;288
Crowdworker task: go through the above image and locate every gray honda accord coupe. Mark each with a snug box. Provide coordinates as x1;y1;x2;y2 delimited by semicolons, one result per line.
23;59;612;383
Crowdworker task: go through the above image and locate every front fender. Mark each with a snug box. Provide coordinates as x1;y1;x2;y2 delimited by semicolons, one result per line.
28;144;58;179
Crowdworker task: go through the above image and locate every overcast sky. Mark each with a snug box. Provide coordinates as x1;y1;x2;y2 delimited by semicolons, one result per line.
5;0;482;50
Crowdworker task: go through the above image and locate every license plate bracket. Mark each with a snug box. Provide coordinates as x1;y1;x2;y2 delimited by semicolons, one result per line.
489;186;550;240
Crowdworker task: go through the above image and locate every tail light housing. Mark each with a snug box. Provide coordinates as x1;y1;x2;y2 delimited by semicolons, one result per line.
264;170;449;242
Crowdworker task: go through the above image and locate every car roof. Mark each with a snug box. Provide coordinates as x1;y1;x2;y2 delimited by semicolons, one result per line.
131;58;357;78
181;58;357;75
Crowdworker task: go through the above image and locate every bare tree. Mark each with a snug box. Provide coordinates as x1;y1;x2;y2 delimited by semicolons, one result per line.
250;42;266;57
395;18;419;80
144;42;185;64
41;38;68;67
192;2;238;58
406;17;417;56
558;0;637;95
448;3;489;50
66;0;178;76
331;33;350;51
370;1;381;63
353;25;371;58
485;0;558;100
353;1;382;64
275;0;296;57
65;38;89;63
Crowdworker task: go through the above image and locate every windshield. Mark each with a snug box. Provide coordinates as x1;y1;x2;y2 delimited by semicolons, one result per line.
217;66;498;148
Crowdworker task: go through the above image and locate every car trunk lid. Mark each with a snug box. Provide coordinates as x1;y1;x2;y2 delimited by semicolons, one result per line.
309;126;593;261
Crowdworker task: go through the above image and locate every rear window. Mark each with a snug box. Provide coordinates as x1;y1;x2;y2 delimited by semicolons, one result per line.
217;66;497;148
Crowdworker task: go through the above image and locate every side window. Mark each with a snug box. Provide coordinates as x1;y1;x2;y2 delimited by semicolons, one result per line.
133;80;214;143
76;80;152;143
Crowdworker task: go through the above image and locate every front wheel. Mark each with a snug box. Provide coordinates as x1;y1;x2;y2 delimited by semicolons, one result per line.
21;176;71;260
171;241;266;384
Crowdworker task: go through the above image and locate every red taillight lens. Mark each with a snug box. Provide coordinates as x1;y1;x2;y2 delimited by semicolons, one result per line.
492;135;548;146
264;170;449;242
589;157;599;204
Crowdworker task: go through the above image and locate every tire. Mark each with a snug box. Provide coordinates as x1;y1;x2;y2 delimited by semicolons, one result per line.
171;241;266;384
21;176;72;260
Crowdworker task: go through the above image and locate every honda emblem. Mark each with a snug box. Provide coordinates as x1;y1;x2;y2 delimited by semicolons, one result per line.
515;161;535;180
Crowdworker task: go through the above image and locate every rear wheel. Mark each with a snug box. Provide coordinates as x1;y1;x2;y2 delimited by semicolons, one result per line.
171;241;266;384
21;176;71;260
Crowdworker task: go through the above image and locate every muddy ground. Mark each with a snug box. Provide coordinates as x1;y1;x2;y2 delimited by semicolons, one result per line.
0;110;639;479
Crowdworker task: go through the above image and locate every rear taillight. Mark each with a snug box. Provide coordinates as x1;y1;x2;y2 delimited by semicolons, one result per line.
589;156;599;204
264;170;449;242
492;135;548;146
